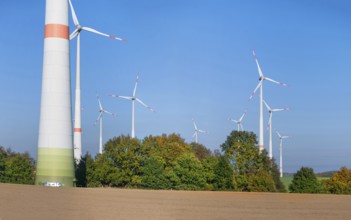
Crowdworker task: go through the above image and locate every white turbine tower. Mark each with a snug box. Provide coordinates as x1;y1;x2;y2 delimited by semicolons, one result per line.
95;94;115;154
263;100;288;159
276;131;289;177
68;0;127;162
192;119;207;144
228;110;247;131
249;50;287;152
110;75;155;138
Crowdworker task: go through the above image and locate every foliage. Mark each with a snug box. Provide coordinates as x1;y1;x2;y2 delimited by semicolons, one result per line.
220;131;283;192
75;153;89;187
86;135;145;187
142;133;192;166
0;146;35;185
280;176;293;192
191;142;212;160
322;166;351;194
289;167;322;193
212;156;234;190
173;154;206;190
140;156;173;189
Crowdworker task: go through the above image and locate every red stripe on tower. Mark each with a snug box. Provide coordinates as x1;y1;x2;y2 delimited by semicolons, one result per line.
44;24;69;39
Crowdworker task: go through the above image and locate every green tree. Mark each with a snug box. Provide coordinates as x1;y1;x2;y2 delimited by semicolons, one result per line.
141;156;173;189
173;154;206;190
289;167;322;193
98;135;145;187
0;146;7;179
0;147;35;185
75;153;90;187
220;130;282;192
212;155;234;190
322;166;351;194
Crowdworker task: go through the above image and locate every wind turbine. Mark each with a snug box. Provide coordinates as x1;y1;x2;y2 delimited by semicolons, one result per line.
249;50;287;152
263;100;288;159
276;131;289;177
95;94;115;154
192;119;207;144
110;75;155;138
228;110;247;131
68;0;127;162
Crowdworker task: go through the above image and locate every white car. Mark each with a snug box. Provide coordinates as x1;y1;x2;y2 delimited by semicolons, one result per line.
42;182;64;187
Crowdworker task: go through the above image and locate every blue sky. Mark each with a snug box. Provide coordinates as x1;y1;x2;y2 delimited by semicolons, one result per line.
0;0;350;173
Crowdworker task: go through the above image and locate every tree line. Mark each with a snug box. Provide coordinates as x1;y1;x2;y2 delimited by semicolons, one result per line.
76;131;285;192
1;130;351;194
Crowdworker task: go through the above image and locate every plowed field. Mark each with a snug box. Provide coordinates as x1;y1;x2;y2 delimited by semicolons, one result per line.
0;183;350;219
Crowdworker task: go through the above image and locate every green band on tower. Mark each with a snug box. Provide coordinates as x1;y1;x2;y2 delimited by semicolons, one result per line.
35;148;75;187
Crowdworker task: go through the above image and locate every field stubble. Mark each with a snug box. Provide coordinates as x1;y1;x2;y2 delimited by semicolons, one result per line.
0;183;350;220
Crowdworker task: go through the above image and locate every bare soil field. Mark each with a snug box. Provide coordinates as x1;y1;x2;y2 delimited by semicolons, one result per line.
0;183;350;220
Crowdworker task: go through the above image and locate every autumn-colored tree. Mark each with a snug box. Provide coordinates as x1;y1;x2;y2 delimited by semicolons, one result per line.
142;133;192;166
190;142;212;160
323;166;351;194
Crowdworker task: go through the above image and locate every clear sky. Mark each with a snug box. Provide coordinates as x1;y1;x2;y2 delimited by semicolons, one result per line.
0;0;350;173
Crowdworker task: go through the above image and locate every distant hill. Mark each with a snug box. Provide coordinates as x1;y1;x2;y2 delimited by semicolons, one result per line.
316;171;337;178
283;171;337;178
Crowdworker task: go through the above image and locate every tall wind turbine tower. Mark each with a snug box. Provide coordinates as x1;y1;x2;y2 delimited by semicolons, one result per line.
36;0;75;187
192;119;207;143
276;131;289;177
95;95;115;154
110;75;155;138
249;50;287;152
68;0;127;162
228;110;247;131
263;100;288;159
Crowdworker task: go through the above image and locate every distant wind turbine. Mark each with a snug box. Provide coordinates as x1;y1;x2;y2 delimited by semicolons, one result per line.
192;119;207;144
276;131;289;177
110;75;155;138
95;94;115;154
228;110;247;131
249;50;287;152
263;100;289;159
68;0;126;162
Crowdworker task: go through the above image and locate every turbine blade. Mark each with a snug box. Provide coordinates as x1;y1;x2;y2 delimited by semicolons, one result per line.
267;113;272;129
69;29;79;40
198;129;207;133
252;49;264;78
239;111;247;122
133;75;139;97
276;131;282;138
192;119;198;130
249;81;262;100
96;94;103;110
81;27;127;42
263;99;271;110
192;132;197;137
110;94;133;100
94;112;102;125
265;77;288;87
68;0;79;26
228;118;238;123
135;98;155;112
240;124;244;131
272;108;287;112
103;110;114;116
